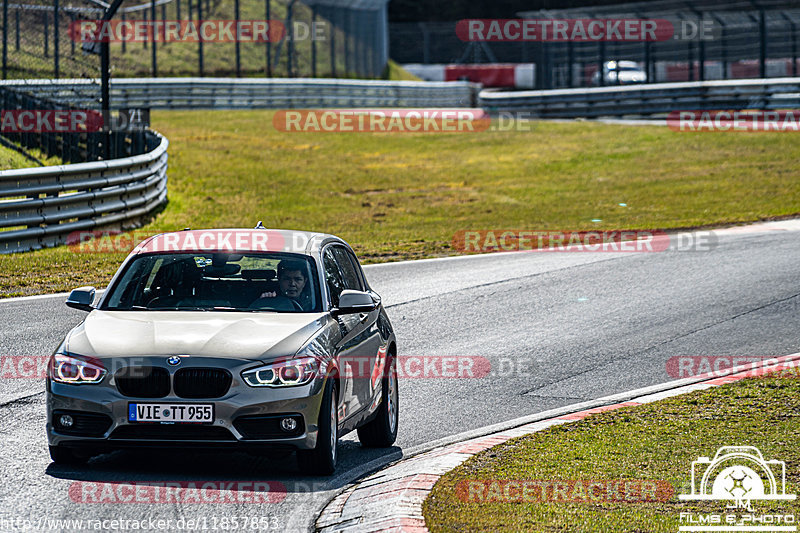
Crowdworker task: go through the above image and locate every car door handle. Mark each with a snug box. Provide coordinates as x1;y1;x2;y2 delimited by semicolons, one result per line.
358;313;369;323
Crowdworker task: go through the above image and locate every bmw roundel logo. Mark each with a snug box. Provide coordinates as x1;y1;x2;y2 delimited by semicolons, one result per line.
167;356;182;366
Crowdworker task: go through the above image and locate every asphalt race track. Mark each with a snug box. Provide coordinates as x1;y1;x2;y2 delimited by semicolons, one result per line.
1;221;799;532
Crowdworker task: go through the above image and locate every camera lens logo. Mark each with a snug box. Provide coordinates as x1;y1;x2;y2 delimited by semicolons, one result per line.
680;446;795;505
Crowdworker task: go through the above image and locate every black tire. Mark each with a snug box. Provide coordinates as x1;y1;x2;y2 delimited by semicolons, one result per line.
297;379;338;476
49;445;88;465
357;354;398;448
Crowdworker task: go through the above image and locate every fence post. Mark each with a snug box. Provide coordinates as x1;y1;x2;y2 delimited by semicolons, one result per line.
360;11;367;77
101;38;110;159
287;0;295;77
44;10;49;58
69;13;76;54
311;4;317;77
329;6;336;76
792;18;798;76
2;0;7;80
54;0;59;78
143;10;148;49
720;22;727;78
698;16;705;81
176;0;181;20
266;0;271;76
759;9;766;78
235;0;241;77
567;41;574;87
15;8;19;52
779;12;796;77
421;22;430;64
151;0;157;76
198;0;203;76
598;40;606;86
354;11;361;77
121;11;126;53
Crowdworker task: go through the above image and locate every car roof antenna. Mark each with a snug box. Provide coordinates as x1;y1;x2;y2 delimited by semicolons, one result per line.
254;221;266;229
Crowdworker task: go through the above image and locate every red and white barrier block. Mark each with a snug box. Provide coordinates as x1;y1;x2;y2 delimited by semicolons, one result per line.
404;63;535;88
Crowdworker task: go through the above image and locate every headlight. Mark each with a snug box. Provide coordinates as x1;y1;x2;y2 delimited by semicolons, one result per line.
242;357;319;387
49;353;106;384
241;338;328;388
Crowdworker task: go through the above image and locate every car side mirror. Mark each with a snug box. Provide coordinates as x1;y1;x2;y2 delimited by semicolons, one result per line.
331;290;377;316
66;286;96;312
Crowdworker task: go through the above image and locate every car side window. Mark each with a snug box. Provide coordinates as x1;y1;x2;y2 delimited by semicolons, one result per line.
344;249;368;290
323;248;346;307
331;246;363;291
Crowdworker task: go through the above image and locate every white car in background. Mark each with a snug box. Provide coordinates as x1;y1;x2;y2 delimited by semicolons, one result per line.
592;61;647;85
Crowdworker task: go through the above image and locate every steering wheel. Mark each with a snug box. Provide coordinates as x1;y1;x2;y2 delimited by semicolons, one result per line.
249;295;304;312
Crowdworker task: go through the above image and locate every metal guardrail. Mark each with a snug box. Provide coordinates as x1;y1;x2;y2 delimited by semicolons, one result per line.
479;77;800;118
0;130;168;254
0;78;481;109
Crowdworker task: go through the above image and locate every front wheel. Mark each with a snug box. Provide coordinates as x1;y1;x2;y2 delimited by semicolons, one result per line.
357;354;398;447
297;379;338;475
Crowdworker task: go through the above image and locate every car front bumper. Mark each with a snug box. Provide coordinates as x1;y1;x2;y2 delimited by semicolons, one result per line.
46;356;327;453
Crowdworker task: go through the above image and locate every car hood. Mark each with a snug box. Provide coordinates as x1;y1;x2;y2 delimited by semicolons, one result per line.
66;310;329;361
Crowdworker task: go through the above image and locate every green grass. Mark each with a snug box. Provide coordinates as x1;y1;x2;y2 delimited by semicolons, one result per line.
423;372;800;532
0;143;60;170
1;111;799;297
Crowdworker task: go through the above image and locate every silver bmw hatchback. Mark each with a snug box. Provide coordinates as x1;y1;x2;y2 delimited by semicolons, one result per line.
46;227;399;475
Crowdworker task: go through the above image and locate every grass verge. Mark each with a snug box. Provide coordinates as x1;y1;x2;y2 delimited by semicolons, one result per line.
1;111;799;297
423;372;800;532
0;143;60;170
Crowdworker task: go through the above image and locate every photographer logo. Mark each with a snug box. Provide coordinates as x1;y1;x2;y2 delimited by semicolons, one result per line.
678;446;796;532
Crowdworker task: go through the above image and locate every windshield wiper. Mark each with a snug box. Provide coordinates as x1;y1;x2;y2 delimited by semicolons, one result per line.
208;307;264;312
144;306;210;311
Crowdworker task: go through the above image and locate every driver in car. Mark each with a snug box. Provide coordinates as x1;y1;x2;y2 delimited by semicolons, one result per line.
258;260;310;310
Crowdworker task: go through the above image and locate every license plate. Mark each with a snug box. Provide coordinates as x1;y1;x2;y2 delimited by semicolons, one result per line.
128;403;214;423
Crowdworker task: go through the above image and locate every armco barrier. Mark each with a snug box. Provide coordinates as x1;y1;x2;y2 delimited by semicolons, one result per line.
4;77;797;117
479;77;800;118
0;78;480;110
0;130;168;254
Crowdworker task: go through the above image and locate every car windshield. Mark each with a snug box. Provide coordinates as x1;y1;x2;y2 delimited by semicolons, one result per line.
101;252;322;313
